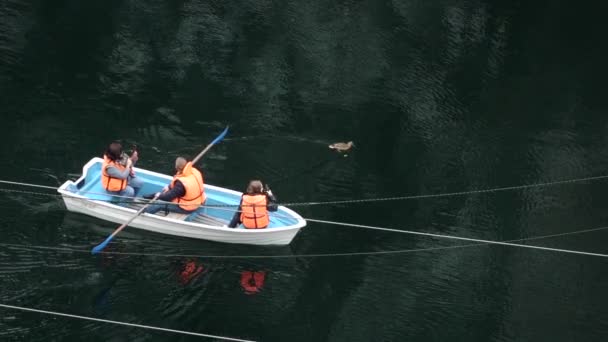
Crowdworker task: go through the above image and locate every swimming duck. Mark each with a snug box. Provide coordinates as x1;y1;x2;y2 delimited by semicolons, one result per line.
328;141;354;153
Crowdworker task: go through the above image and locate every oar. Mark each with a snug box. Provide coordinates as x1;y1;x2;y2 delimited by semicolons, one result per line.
91;126;229;255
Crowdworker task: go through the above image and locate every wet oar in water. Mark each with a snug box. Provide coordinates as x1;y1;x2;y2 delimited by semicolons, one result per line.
91;126;229;255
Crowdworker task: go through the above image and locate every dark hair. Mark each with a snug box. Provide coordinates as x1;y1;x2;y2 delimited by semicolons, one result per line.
105;141;123;161
246;180;263;194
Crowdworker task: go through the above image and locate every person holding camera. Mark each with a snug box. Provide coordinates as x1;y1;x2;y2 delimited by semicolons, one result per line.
101;141;143;199
227;180;278;229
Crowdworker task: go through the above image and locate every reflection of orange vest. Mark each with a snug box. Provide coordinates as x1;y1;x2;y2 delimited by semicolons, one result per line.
240;194;269;229
180;261;204;285
101;155;127;192
170;162;206;211
240;271;266;294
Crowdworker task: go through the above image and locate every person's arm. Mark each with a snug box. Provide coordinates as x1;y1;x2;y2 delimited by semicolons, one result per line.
130;151;139;166
266;191;278;212
228;198;244;228
106;165;131;180
157;180;186;202
129;151;138;177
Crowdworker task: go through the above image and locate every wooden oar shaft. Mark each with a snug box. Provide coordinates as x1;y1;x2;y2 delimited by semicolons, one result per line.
192;143;214;165
110;193;161;239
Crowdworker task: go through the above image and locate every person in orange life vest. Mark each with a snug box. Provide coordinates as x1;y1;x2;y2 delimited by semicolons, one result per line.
143;157;206;215
101;141;143;199
228;180;277;228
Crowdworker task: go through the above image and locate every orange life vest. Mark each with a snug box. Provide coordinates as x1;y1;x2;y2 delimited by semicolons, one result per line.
101;155;128;192
240;194;269;229
170;162;206;211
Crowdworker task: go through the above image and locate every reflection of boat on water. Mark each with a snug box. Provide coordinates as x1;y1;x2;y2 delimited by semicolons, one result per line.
58;157;307;245
57;213;307;317
60;210;303;271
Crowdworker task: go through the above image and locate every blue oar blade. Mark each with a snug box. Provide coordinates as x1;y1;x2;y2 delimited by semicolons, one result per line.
210;126;229;145
91;236;113;255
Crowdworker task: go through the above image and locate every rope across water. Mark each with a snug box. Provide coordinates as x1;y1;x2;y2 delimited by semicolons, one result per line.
2;173;608;207
282;174;608;206
1;176;608;258
1;173;606;335
0;303;255;341
2;224;608;259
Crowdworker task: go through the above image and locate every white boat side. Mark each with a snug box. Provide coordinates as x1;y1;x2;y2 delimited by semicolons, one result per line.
57;157;307;245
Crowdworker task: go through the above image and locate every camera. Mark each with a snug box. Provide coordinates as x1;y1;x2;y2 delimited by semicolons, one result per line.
263;184;272;196
118;152;130;166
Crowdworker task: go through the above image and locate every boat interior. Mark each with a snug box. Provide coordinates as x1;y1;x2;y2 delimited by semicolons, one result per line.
64;159;300;228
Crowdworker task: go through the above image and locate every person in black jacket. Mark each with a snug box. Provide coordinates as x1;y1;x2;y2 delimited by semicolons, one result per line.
144;157;204;215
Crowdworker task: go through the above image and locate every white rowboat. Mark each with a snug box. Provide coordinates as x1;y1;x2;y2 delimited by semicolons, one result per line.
58;158;306;245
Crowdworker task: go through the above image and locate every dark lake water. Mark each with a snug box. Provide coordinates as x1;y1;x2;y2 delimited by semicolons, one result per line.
2;0;608;341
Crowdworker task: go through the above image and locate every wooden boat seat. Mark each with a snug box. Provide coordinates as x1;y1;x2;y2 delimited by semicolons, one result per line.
123;201;227;226
191;213;227;226
164;212;190;221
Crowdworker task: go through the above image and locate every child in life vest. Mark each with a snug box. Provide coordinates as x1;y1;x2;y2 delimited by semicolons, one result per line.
228;180;277;229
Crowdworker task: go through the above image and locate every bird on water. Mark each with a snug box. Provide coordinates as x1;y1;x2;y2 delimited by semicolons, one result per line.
328;141;354;156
